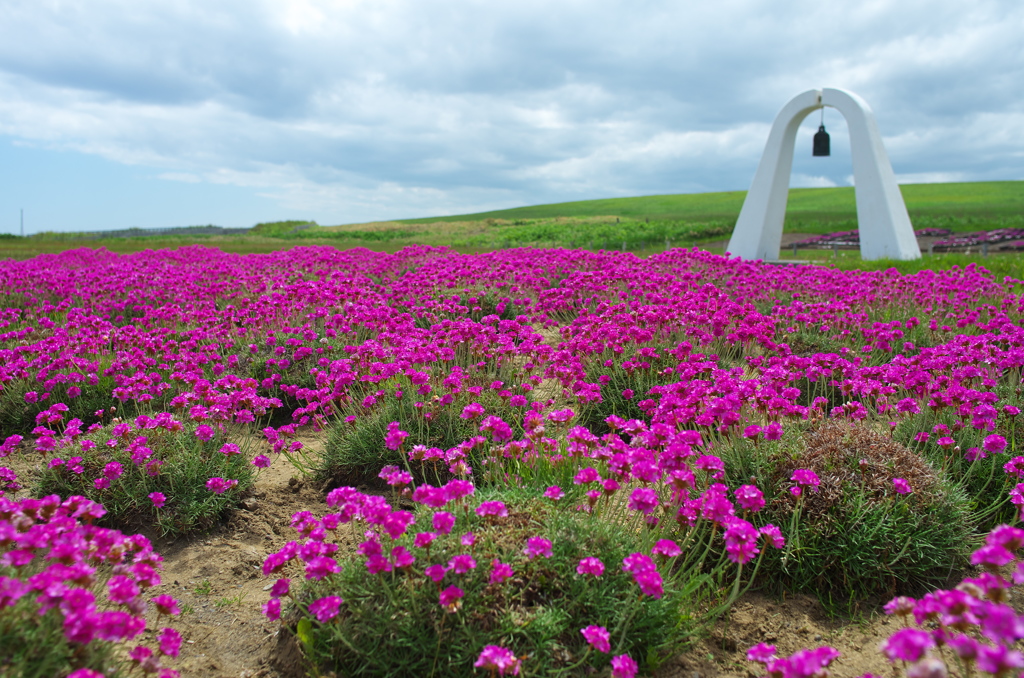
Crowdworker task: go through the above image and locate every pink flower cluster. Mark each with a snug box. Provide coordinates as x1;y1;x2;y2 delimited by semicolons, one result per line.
874;525;1024;677
0;493;181;677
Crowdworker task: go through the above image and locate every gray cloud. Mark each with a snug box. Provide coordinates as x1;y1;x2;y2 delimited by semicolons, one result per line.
0;0;1021;225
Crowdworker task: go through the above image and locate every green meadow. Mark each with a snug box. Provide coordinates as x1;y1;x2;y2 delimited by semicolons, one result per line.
2;181;1022;277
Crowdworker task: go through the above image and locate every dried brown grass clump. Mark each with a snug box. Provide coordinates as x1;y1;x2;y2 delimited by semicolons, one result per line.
773;419;942;521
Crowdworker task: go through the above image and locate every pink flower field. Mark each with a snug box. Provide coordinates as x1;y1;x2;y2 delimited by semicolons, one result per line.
3;243;1024;677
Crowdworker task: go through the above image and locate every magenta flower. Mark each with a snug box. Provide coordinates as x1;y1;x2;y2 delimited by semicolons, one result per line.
764;647;840;677
651;539;681;558
308;596;343;623
157;627;183;657
151;594;180;616
743;425;763;439
489;559;514;585
880;628;934;663
893;478;912;494
610;654;638;678
378;465;412;486
574;467;601;484
384;422;409;451
443;479;475;502
757;524;786;553
195;424;215;441
977;644;1024;675
107;575;140;605
897;398;921;415
882;596;916;618
205;477;238;494
262;550;293;576
1004;456;1024;477
432;511;456;534
763;422;783;441
414;532;438;549
94;610;146;642
149;492;167;508
476;501;508;518
524;536;553;559
633;569;664;598
253;454;271;468
219;443;240;456
460;403;486;420
622;552;655;574
724;518;760;565
479;415;513;442
447;554;477;574
790;469;820;496
986;524;1024;551
577;557;605;577
304;556;342;581
547;408;575;423
103;461;124;480
581;625;611;653
382;510;415;539
474;645;521;675
365;554;392;574
269;579;291;598
392;546;415;569
734;485;765;512
979;603;1024;645
439;585;464;611
425;564;448;583
543;486;564;501
984;434;1008;454
746;642;777;663
627;487;659;515
129;645;152;664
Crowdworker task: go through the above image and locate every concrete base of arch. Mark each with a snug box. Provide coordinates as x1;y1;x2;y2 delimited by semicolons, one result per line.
725;88;921;261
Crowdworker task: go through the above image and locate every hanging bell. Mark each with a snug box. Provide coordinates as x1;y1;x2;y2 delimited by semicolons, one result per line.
812;124;830;157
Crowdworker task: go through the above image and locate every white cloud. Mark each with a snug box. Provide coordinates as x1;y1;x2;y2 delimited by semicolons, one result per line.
895;172;968;185
0;0;1021;227
791;174;838;189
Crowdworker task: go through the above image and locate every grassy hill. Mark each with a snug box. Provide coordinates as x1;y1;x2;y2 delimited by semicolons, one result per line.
401;181;1024;232
5;182;1021;268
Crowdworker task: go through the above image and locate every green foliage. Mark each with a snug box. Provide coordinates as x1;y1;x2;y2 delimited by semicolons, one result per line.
574;347;682;434
292;489;700;677
33;421;255;536
292;228;417;242
0;377;127;440
720;421;975;610
317;388;522;487
250;220;319;236
891;389;1024;530
488;218;731;250
827;253;1024;281
402;181;1024;231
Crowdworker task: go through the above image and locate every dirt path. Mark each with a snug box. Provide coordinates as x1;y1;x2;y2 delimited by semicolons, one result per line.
143;438;331;678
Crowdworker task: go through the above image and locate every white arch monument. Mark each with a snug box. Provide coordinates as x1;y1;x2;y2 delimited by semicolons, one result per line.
726;88;921;261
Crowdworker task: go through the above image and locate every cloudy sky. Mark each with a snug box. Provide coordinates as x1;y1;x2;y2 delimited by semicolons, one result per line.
1;0;1021;234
